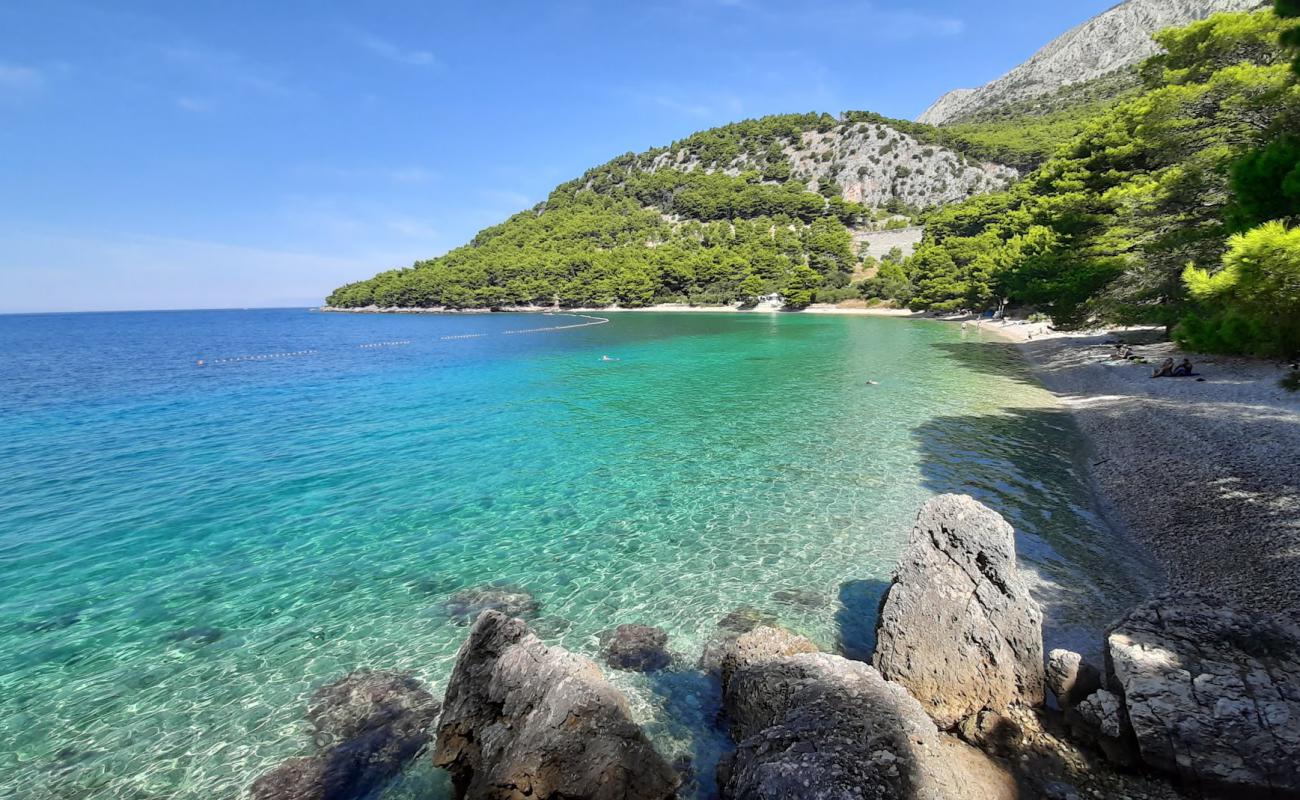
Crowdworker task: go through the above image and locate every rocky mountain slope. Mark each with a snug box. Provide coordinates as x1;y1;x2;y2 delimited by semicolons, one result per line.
918;0;1266;125
644;119;1018;213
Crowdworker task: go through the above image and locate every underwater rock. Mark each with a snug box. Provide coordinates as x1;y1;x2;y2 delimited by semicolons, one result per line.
442;584;540;626
248;669;439;800
700;607;781;674
597;623;672;672
873;494;1045;729
770;588;828;608
434;610;678;800
716;606;778;634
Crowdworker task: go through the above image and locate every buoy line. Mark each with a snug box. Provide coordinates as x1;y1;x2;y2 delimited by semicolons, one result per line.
502;314;610;335
198;314;609;365
200;350;317;365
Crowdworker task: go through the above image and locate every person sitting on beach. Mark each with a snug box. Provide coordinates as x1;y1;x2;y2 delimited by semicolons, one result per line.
1152;357;1175;378
1172;358;1194;377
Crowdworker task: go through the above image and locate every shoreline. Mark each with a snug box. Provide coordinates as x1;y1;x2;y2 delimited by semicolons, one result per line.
1005;329;1300;614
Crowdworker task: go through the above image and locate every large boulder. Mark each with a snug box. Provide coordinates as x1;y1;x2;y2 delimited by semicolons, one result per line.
249;669;440;800
1106;593;1300;796
873;494;1045;729
717;627;1016;800
433;610;678;800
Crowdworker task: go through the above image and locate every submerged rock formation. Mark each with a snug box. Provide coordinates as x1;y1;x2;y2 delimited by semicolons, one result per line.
873;494;1045;730
717;626;1016;799
1106;593;1300;796
433;610;678;800
249;669;440;800
442;584;540;626
597;623;672;672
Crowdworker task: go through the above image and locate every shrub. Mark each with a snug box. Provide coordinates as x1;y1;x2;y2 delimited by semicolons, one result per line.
1176;221;1300;357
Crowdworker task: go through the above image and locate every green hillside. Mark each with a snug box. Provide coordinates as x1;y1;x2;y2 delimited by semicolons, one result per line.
328;6;1300;354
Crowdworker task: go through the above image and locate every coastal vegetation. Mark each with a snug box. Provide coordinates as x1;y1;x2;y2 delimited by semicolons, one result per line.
329;5;1300;356
906;5;1300;355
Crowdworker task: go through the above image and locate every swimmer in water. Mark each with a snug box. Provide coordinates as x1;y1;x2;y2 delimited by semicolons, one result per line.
601;355;619;362
865;379;879;385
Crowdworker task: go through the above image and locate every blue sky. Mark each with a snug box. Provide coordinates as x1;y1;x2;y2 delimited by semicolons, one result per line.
0;0;1118;313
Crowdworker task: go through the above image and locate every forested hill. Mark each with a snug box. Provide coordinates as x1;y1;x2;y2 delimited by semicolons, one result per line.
325;113;1019;311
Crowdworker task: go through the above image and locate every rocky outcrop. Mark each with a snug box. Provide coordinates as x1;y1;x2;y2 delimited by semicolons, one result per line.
717;627;1016;799
249;670;440;800
1106;593;1300;796
597;624;672;672
698;606;780;674
648;123;1018;212
873;494;1045;729
1064;688;1139;768
918;0;1266;124
1046;649;1102;710
433;611;678;800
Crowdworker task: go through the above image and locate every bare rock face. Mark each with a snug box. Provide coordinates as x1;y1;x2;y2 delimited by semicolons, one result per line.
873;494;1045;729
717;628;1016;800
597;624;672;672
917;0;1265;124
433;610;678;800
1106;593;1300;796
249;669;440;800
1064;689;1139;767
1046;649;1102;710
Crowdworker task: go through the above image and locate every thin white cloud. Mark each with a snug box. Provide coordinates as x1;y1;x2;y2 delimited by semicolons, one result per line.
0;62;45;94
478;189;534;210
292;164;439;184
160;43;297;97
386;216;439;239
356;32;437;66
175;95;215;113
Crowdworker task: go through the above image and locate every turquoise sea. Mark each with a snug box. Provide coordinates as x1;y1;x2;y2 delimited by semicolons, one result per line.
0;309;1153;799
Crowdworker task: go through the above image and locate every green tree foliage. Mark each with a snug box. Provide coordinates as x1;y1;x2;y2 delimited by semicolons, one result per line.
905;9;1300;329
1277;0;1299;74
782;264;822;309
1176;221;1300;356
859;259;912;305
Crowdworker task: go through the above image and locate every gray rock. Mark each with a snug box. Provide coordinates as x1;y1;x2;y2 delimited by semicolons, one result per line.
698;607;780;674
442;585;539;626
433;610;678;800
873;494;1045;729
1065;689;1138;767
718;635;1016;800
1106;592;1300;796
717;626;819;735
1046;648;1102;709
249;669;440;800
917;0;1263;124
597;623;671;672
956;709;1023;756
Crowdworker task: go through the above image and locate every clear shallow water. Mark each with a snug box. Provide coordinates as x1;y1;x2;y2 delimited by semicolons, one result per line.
0;309;1153;799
